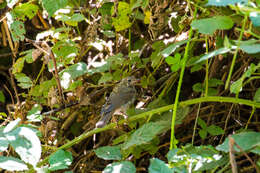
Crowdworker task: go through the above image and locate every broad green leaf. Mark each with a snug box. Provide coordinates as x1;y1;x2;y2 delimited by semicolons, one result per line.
59;62;88;89
207;125;224;136
240;44;260;54
250;12;260;27
5;127;41;167
57;13;85;26
160;40;188;57
165;55;181;72
99;2;113;16
19;49;35;63
9;19;25;42
52;40;78;63
254;88;260;102
30;79;56;97
94;146;122;160
123;121;168;149
208;78;224;87
191;16;234;35
197;117;207;129
42;0;69;17
199;129;207;139
230;78;243;94
148;158;172;173
27;104;42;122
14;73;33;89
150;41;165;68
192;83;203;92
13;2;38;20
195;47;230;64
0;91;5;103
206;0;248;6
0;156;28;171
216;131;260;152
12;57;25;74
98;73;113;84
111;2;132;31
0;133;9;152
103;161;136;173
3;118;21;133
49;150;73;171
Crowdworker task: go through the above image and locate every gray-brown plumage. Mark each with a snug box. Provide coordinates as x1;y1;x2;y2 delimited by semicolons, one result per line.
95;77;137;128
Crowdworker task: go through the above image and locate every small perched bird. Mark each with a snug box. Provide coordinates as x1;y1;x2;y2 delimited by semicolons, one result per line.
95;76;137;128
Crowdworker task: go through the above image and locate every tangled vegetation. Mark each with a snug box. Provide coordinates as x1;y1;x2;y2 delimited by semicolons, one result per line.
0;0;260;172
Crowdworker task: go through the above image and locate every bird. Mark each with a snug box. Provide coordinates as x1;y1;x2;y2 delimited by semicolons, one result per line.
95;76;137;128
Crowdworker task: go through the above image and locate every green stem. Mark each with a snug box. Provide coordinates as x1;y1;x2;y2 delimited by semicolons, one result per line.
225;14;248;90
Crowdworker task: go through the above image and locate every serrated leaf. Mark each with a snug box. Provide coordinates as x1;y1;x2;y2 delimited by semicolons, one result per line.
12;57;25;74
230;78;243;94
206;0;248;6
13;2;38;20
207;125;224;136
148;158;172;173
216;131;260;152
254;88;260;102
191;16;234;35
42;0;68;17
103;161;136;173
94;146;122;160
14;73;33;89
123;121;168;149
49;150;73;171
195;47;231;64
9;19;25;42
0;156;28;171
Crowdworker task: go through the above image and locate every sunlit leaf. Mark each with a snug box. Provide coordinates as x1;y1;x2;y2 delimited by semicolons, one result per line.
0;156;28;171
195;47;231;64
94;146;122;160
191;16;234;35
49;150;73;171
103;161;136;173
250;12;260;27
42;0;68;17
206;0;248;6
149;158;172;173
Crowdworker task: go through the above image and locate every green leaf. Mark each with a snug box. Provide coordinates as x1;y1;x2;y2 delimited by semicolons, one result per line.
192;83;203;92
19;49;35;63
13;2;38;20
165;54;181;72
0;156;28;171
160;40;188;58
57;13;85;26
230;78;243;94
207;125;224;136
0;91;5;103
3;118;21;133
197;117;207;129
27;104;42;122
208;78;224;87
250;12;260;27
195;47;231;64
111;2;132;31
99;2;113;16
191;16;234;35
254;88;260;103
103;161;136;173
123;121;168;149
0;132;9;152
216;131;260;152
59;62;88;89
98;73;113;84
150;41;165;68
148;158;172;173
5;126;41;167
94;146;122;160
49;150;73;171
206;0;248;6
240;43;260;54
9;20;25;42
12;57;25;74
14;73;33;89
42;0;69;17
199;129;208;139
30;79;56;97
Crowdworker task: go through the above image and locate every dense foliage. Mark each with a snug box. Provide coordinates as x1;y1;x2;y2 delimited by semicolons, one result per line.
0;0;259;172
